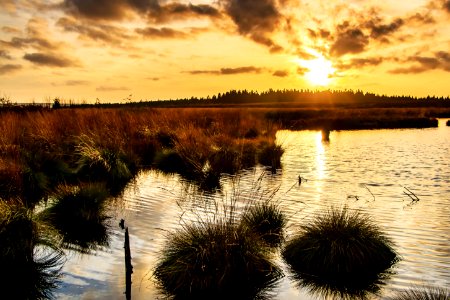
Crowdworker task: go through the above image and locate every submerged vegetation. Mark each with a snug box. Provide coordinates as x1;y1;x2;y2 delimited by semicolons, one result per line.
282;207;398;299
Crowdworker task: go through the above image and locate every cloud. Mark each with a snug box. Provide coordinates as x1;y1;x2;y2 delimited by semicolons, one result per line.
62;0;220;22
187;66;263;75
337;57;384;70
221;0;283;50
389;51;450;74
367;18;404;40
1;18;63;51
145;3;221;23
96;85;131;91
330;25;369;57
272;70;289;77
0;64;22;75
56;17;132;46
135;27;188;39
62;0;129;20
23;53;78;67
1;26;21;34
66;80;90;86
297;66;308;75
444;0;450;12
0;50;12;60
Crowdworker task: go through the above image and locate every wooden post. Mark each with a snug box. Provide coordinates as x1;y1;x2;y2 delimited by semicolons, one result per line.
124;227;133;300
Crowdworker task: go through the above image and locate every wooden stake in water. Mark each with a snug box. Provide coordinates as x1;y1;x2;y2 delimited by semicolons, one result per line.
125;227;133;300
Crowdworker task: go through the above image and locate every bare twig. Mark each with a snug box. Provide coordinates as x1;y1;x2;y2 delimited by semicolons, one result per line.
403;186;419;202
363;184;376;201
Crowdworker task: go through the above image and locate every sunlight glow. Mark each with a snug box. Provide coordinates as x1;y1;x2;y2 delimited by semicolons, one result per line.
299;55;335;86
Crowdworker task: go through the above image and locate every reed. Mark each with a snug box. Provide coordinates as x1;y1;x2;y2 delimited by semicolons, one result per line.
282;207;398;297
389;287;450;300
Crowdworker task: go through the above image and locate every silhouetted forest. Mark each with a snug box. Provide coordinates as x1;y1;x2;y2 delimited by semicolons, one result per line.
1;89;450;111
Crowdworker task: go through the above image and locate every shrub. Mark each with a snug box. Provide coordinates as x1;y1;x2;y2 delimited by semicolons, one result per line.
389;287;450;300
282;207;398;298
154;219;282;299
240;202;286;247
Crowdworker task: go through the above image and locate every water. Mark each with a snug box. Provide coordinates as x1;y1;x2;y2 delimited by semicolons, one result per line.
55;119;450;299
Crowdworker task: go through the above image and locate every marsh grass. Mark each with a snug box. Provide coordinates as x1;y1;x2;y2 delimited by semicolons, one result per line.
282;207;398;298
390;286;450;300
154;219;282;299
257;142;284;171
154;174;287;298
0;201;64;299
240;202;286;247
39;183;110;253
75;135;135;183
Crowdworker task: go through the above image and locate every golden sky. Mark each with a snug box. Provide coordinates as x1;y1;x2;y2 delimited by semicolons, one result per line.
1;0;449;103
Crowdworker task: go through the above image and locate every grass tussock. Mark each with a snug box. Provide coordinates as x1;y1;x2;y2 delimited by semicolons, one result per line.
389;286;450;300
39;183;110;253
240;202;286;247
0;201;63;299
282;207;398;298
154;219;283;299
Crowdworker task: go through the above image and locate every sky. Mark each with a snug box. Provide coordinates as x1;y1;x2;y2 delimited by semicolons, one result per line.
0;0;449;103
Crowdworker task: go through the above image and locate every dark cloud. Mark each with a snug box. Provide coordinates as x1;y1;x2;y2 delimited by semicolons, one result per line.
63;0;128;20
62;0;220;22
389;51;450;74
187;66;263;75
135;27;187;39
56;17;131;45
330;25;369;57
368;18;404;39
221;66;262;74
23;53;77;67
96;85;131;91
221;0;283;50
273;70;289;77
0;64;22;75
444;0;450;12
337;57;384;70
146;3;221;23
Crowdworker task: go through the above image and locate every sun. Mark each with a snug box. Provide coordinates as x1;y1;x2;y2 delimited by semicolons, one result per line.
300;56;335;86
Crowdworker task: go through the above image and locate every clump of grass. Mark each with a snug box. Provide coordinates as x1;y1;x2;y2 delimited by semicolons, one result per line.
75;135;135;185
282;207;398;298
240;202;286;247
389;286;450;300
257;141;284;171
0;201;64;299
208;146;240;175
154;219;283;298
40;183;110;253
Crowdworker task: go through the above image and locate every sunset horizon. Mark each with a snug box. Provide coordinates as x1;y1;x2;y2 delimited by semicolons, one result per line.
1;0;450;103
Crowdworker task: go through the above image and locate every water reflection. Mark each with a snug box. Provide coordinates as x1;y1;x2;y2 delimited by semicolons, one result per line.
54;121;450;299
0;202;64;298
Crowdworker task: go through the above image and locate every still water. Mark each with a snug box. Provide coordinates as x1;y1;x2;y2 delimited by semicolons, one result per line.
56;120;450;299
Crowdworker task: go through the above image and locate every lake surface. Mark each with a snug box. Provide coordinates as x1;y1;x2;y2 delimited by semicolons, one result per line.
56;119;450;299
